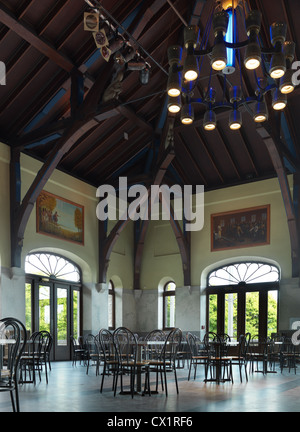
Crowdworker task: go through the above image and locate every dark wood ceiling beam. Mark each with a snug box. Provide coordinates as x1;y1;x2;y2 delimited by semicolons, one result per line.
0;56;48;115
194;127;225;183
116;104;153;133
13;118;72;150
80;124;141;175
175;132;208;186
215;126;242;179
100;135;150;180
280;0;299;62
63;117;129;169
0;3;75;73
238;127;260;177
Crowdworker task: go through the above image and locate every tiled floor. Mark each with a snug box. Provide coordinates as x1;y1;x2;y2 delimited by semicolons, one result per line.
1;360;300;413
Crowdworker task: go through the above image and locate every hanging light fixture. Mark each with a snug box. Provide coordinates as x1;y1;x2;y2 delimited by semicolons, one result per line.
272;88;287;110
165;0;296;130
167;46;182;97
167;95;181;113
203;88;217;130
279;41;296;94
183;26;199;81
181;103;194;124
269;22;287;79
228;86;242;130
211;11;228;71
253;100;268;122
244;10;262;70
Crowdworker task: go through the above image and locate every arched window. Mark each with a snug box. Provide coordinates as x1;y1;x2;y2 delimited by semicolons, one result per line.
25;252;82;361
207;261;280;340
163;281;176;329
108;280;115;330
25;252;81;282
208;262;280;286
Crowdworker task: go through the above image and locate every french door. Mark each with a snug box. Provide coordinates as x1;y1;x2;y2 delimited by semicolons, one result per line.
33;280;81;360
207;283;279;340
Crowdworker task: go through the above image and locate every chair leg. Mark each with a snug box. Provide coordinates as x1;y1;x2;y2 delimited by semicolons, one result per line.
100;363;106;392
188;360;192;381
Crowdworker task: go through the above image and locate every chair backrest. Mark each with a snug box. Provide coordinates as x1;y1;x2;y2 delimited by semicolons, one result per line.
238;333;251;357
0;317;27;382
85;334;99;355
99;328;116;362
186;332;198;356
162;328;182;364
144;329;166;360
113;327;138;365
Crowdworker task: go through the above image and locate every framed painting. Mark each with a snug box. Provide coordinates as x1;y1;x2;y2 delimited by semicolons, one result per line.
211;205;270;251
36;190;84;245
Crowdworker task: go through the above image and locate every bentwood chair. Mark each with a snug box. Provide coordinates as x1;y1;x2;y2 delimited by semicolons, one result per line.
228;333;251;382
186;332;209;381
279;337;297;374
70;336;86;366
98;328;118;393
113;327;150;397
85;334;102;375
0;317;27;412
20;330;52;384
144;329;166;391
203;332;233;384
147;328;182;396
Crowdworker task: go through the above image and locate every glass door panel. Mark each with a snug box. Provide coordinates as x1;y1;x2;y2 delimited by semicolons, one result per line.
245;291;259;336
57;287;68;346
268;290;278;337
72;290;80;341
55;285;70;360
39;285;51;332
25;282;32;334
225;293;237;340
208;294;218;333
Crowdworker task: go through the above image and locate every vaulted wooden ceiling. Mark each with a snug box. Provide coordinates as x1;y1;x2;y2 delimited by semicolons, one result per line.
0;0;299;193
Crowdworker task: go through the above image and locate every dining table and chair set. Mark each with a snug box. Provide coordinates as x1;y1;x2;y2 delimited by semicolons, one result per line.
1;315;299;411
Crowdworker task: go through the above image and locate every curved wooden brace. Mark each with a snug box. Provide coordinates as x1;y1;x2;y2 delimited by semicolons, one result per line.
11;62;115;267
256;124;299;277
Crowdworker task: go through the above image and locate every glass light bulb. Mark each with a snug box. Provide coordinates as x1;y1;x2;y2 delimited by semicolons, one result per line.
230;122;241;130
273;101;286;110
280;84;294;94
254;114;267;122
270;68;285;79
181;117;193;124
245;58;260;70
167;87;181;97
204;123;216;131
212;59;226;71
184;69;198;81
168;104;181;113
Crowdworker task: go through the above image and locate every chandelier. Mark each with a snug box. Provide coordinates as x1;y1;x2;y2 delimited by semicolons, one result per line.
166;0;296;130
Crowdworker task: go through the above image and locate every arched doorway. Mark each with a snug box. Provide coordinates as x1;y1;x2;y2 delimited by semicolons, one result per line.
25;252;82;361
206;261;280;340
